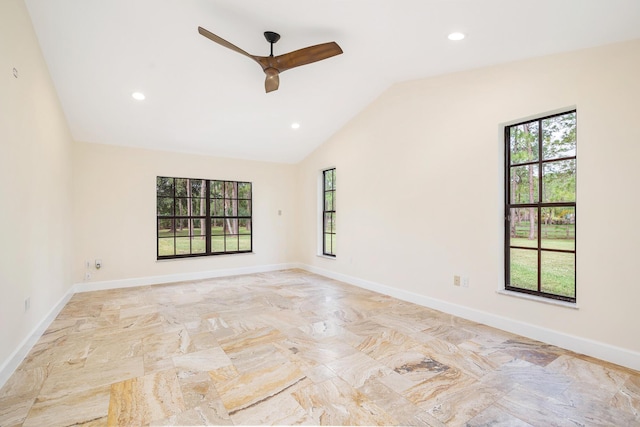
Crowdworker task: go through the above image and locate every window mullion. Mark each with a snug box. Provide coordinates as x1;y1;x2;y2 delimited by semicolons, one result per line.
205;180;211;254
537;119;543;293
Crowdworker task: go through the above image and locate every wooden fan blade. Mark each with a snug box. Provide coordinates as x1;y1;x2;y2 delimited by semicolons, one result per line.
265;68;280;93
273;42;343;73
198;26;255;60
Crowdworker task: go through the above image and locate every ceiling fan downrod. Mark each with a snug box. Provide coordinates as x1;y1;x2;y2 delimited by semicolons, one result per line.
264;31;280;57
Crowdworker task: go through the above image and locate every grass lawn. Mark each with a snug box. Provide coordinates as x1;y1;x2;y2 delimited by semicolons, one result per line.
510;238;575;298
158;227;251;256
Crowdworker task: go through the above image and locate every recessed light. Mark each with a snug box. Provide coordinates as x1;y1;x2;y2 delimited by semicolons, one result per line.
132;92;146;100
291;123;300;130
448;32;465;41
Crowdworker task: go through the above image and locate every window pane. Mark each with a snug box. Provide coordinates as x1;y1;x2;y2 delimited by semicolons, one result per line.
176;237;190;254
324;191;334;211
238;182;252;199
239;219;251;234
225;181;238;199
324;213;335;233
158;219;174;237
239;235;251;251
211;181;224;198
324;233;335;256
191;198;205;216
509;208;538;247
211;219;224;235
509;121;539;165
509;248;538;291
541;207;575;250
238;200;251;216
211;235;224;252
191;236;206;254
191;179;205;198
158;237;175;256
225;235;239;252
210;199;224;216
324;169;335;190
542;160;576;203
175;219;189;237
225;199;238;216
542;112;576;160
191;219;204;237
175;178;188;196
157;198;174;216
541;251;575;298
176;198;189;216
509;165;539;204
224;219;238;235
156;177;174;197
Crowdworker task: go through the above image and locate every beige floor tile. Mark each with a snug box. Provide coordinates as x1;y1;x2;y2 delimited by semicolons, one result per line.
23;385;110;427
292;377;397;425
215;362;307;415
1;270;637;426
107;369;186;426
325;350;392;388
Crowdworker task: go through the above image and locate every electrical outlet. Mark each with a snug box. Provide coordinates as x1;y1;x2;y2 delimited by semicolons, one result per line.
85;272;91;281
462;277;469;288
454;275;461;286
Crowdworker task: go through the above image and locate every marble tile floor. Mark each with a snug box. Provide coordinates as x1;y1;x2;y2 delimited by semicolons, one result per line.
1;269;639;426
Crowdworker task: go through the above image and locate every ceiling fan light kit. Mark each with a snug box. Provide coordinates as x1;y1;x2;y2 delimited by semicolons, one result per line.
198;26;343;93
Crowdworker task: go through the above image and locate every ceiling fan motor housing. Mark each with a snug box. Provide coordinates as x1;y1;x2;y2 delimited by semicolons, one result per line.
264;31;281;44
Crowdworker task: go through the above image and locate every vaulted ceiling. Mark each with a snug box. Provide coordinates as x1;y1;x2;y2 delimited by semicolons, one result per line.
25;0;640;163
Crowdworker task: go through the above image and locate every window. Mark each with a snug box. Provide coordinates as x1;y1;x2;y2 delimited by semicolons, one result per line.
322;168;336;256
157;177;252;259
505;110;576;302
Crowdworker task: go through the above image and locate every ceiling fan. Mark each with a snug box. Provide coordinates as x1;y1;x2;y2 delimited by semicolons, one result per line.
198;27;343;93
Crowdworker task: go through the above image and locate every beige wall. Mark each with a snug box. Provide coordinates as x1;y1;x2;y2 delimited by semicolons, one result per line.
296;39;640;355
0;0;74;368
73;142;297;284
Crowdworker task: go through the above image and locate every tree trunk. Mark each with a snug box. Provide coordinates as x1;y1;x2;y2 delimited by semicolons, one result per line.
177;191;183;231
525;124;536;241
528;173;536;240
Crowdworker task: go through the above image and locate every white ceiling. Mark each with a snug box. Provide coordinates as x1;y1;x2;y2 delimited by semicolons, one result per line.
25;0;640;163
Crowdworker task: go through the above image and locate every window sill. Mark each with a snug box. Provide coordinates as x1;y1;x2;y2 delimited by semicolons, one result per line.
156;252;255;261
496;289;579;310
316;254;336;260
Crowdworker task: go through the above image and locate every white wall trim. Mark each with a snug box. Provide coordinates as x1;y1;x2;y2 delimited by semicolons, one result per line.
296;263;640;372
0;287;75;389
74;263;297;293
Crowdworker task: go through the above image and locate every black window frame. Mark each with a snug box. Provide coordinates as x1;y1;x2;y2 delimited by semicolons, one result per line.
157;176;252;259
504;110;577;302
322;168;336;257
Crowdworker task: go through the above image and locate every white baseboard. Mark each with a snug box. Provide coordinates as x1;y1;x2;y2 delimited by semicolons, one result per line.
4;261;637;391
297;263;640;372
73;263;297;293
0;287;75;389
